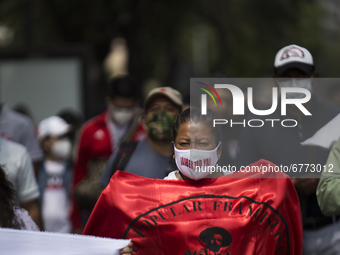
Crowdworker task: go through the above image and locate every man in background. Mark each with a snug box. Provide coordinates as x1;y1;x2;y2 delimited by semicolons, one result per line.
101;87;182;185
70;75;146;233
37;116;73;233
236;44;340;253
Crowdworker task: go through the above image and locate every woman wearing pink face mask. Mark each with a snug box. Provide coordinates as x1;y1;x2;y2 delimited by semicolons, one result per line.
84;108;302;255
165;108;224;181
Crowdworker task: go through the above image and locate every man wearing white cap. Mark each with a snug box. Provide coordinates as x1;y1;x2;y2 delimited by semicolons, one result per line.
236;44;340;253
100;87;182;186
273;45;319;115
274;44;315;76
38;116;73;233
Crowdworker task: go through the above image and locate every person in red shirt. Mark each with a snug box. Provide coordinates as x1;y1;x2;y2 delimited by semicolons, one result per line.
71;75;146;233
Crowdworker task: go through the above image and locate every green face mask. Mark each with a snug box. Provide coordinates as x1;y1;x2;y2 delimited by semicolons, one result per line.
145;110;176;141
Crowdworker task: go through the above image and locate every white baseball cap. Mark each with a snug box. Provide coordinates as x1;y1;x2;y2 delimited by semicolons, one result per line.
38;116;71;141
274;44;314;75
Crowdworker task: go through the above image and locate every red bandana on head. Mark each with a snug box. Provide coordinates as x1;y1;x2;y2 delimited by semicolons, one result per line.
83;159;302;255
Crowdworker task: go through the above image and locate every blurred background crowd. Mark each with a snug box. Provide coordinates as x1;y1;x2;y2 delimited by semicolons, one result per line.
1;0;340;254
1;0;340;121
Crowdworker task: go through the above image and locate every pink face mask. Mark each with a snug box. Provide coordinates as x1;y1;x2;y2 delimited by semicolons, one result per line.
174;142;221;180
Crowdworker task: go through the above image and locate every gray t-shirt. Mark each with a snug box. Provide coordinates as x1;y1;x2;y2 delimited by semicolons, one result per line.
101;138;171;185
0;104;43;161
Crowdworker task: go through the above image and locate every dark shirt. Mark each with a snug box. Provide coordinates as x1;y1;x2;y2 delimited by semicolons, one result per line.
236;97;340;219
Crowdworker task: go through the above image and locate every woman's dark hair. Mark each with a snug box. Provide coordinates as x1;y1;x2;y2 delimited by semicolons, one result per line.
0;165;18;229
172;108;222;144
107;75;140;101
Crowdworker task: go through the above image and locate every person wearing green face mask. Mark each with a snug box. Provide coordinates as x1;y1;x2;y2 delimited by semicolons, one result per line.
100;87;183;185
145;109;177;141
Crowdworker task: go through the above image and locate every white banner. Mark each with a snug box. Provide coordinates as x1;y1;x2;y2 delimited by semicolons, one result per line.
0;228;130;255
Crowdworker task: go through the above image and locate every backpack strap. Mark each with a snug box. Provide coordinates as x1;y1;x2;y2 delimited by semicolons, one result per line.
110;141;139;175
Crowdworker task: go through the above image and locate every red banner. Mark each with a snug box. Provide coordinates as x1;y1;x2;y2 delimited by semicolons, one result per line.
83;159;302;255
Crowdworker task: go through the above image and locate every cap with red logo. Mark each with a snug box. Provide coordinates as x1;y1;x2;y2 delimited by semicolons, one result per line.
274;44;314;75
144;87;183;111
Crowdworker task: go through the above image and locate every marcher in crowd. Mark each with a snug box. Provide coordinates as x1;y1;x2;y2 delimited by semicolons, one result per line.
101;87;183;185
165;108;223;180
84;108;302;254
70;75;146;234
235;44;340;254
37;116;73;233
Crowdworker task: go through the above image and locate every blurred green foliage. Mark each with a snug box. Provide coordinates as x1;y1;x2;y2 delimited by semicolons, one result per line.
0;0;339;92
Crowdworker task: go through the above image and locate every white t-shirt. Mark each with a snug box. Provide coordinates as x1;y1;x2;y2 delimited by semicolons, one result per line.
42;160;71;233
0;138;40;204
